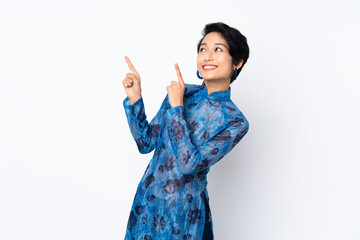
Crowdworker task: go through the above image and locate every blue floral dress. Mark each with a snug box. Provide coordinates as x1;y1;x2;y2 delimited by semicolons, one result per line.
123;81;249;240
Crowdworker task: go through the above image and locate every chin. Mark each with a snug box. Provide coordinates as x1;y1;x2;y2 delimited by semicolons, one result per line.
203;75;222;81
203;76;231;84
202;74;217;80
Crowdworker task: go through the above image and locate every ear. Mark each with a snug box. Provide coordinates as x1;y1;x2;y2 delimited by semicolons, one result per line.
235;59;244;70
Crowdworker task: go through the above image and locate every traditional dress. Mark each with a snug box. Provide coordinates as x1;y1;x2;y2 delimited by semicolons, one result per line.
123;81;249;239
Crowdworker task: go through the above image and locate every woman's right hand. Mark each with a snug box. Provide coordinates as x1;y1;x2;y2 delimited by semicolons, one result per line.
122;56;142;104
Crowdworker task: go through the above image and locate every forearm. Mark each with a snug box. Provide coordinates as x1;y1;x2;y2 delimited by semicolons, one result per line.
123;96;156;154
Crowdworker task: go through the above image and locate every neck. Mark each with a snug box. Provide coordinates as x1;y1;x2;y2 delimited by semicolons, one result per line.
204;78;231;95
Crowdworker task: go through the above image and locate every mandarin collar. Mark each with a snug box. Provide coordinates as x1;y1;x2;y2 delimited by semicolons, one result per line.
199;81;231;102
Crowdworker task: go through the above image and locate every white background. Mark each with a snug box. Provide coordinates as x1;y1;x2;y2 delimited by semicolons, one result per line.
1;0;359;239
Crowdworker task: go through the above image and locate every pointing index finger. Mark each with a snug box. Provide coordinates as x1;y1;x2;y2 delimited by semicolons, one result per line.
175;63;185;86
125;56;138;74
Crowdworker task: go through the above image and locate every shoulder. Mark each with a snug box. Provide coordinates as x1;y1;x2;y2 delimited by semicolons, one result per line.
184;83;203;98
223;100;249;131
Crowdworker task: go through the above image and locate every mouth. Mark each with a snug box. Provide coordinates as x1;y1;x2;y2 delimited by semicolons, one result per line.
202;65;217;71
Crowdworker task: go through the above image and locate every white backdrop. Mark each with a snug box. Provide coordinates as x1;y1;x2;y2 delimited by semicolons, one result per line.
1;0;359;239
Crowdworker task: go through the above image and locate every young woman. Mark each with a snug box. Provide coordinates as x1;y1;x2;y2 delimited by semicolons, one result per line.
122;22;250;240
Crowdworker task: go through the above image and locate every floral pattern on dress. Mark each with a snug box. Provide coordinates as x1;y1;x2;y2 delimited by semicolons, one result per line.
123;81;249;239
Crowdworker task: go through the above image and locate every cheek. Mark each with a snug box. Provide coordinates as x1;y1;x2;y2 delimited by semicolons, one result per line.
219;56;233;71
196;56;202;70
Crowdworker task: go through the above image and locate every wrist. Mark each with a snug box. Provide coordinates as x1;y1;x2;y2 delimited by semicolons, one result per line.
129;96;141;105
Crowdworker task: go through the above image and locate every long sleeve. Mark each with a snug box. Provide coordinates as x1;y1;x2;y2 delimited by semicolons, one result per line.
164;105;249;175
123;96;168;154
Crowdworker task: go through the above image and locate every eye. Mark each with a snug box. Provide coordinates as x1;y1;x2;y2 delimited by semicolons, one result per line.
200;47;206;52
215;47;222;52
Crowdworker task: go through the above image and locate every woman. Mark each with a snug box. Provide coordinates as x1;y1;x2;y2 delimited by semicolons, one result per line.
122;22;250;240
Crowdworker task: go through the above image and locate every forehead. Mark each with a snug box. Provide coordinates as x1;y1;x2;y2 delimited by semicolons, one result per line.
201;32;228;45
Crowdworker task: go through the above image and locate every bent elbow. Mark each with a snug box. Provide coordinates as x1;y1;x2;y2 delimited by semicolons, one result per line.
139;149;150;154
136;138;153;154
138;146;155;154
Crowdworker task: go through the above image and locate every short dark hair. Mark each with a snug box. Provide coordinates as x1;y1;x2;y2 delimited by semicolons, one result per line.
197;22;250;83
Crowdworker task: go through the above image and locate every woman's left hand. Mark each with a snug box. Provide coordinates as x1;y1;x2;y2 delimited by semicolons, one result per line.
167;63;185;108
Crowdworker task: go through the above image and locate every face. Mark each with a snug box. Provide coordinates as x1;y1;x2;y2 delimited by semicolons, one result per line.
197;32;235;83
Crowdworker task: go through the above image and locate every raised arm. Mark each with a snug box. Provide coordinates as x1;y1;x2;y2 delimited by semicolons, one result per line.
164;105;249;174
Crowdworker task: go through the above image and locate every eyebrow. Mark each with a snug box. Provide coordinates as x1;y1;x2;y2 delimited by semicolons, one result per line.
200;42;229;50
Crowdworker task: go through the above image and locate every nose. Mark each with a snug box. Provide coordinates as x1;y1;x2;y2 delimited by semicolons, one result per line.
205;51;213;61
